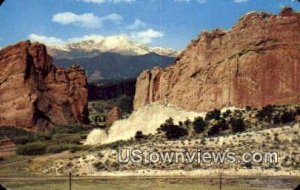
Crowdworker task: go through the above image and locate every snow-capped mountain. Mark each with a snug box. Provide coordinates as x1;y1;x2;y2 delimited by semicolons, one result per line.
34;35;177;82
47;35;178;60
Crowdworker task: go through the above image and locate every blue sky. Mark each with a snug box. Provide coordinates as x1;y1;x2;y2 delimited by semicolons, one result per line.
0;0;299;50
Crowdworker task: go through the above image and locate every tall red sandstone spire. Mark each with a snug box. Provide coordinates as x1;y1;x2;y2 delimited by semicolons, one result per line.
0;41;89;131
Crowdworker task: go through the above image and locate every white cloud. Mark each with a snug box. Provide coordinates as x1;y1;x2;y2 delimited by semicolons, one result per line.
29;29;164;47
68;34;107;43
174;0;190;2
196;0;207;4
174;0;207;4
131;28;163;44
79;0;135;4
127;19;146;30
28;34;65;46
52;12;122;28
80;0;105;4
233;0;249;3
111;0;135;3
101;13;123;23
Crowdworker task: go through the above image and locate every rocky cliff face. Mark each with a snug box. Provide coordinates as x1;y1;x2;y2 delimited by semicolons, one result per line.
134;8;300;112
0;41;89;131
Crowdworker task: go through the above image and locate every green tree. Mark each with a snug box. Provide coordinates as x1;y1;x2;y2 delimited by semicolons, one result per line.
230;118;246;133
135;131;145;141
205;109;221;121
207;125;220;136
257;105;275;122
281;111;295;123
159;119;188;140
192;117;206;134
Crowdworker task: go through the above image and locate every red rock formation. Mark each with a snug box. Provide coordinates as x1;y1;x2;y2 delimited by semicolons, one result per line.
106;107;123;127
134;8;300;112
0;41;89;131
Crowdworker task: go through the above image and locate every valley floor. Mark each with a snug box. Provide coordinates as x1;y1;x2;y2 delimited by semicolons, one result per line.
1;124;297;178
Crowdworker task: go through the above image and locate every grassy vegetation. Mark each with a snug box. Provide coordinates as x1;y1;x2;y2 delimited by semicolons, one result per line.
1;104;299;178
16;142;47;155
0;127;31;141
9;125;93;156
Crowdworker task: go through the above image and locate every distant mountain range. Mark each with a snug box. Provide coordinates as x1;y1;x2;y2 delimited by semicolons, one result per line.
55;52;175;82
46;35;177;82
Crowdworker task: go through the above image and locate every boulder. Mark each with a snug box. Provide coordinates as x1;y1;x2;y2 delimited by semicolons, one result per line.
106;107;123;127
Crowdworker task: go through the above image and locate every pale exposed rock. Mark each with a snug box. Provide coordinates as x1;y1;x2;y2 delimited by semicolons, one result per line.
86;103;204;145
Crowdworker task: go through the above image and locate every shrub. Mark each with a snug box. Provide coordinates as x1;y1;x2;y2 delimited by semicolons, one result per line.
246;106;252;111
16;142;47;155
184;119;192;127
14;135;34;145
0;127;31;142
272;114;281;125
69;145;84;153
159;120;188;140
93;162;107;171
46;144;70;154
216;119;229;130
135;131;145;141
205;109;221;121
34;132;52;141
178;121;183;126
165;117;174;125
281;111;295;123
94;115;105;123
257;105;275;122
296;107;300;115
46;144;89;154
244;162;253;169
207;125;220;136
222;110;232;118
230;118;246;133
52;134;82;144
50;125;87;134
193;117;207;133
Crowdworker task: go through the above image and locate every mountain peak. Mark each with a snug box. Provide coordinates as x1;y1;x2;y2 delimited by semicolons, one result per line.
43;35;178;60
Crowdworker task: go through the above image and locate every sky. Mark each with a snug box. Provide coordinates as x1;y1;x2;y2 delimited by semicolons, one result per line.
0;0;300;50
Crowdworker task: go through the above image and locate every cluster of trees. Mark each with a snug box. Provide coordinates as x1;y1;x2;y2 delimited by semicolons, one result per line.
154;105;299;141
156;109;248;140
157;118;188;140
257;105;297;124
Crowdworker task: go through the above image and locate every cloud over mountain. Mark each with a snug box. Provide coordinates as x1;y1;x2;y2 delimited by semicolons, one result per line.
52;12;122;28
28;33;177;58
131;29;163;44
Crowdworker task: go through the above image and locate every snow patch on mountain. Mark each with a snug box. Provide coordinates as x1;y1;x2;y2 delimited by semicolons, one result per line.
40;35;178;59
